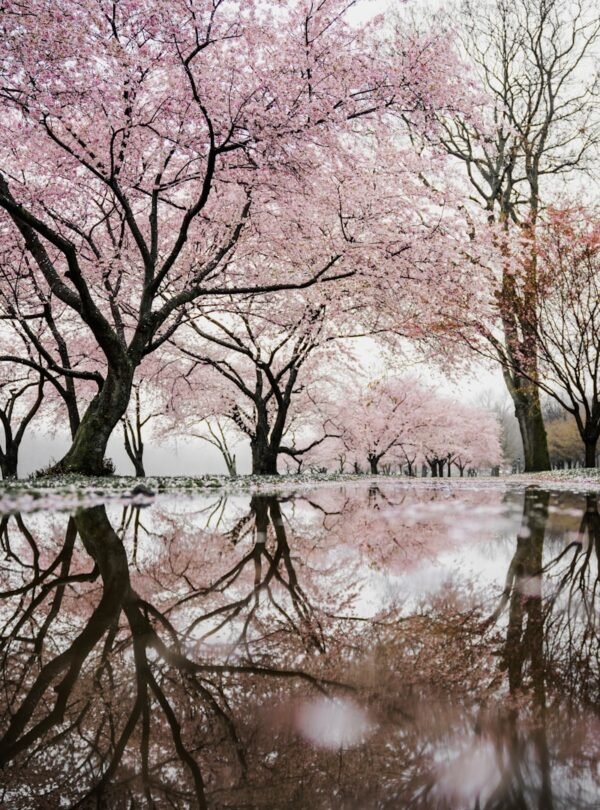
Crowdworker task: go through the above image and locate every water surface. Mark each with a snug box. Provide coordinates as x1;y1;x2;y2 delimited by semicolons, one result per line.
0;481;598;808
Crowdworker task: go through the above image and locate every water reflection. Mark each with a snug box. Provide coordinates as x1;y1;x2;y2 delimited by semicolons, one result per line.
0;485;598;808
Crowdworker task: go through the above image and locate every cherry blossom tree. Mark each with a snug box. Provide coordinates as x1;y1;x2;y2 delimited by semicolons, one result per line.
424;401;503;477
0;247;98;441
121;379;167;476
0;365;44;478
317;377;503;477
170;292;357;474
0;0;461;475
526;209;600;467
416;0;600;471
322;376;434;475
469;209;600;469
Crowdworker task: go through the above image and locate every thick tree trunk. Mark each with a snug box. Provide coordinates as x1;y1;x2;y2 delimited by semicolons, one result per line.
251;435;279;475
132;457;145;477
0;446;18;479
513;387;550;473
499;223;551;473
369;455;379;475
584;437;598;468
47;362;134;476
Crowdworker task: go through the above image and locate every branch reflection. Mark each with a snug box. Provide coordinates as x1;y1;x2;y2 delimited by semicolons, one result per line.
0;486;598;808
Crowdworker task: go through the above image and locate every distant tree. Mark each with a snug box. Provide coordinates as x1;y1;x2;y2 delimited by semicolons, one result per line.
121;381;167;477
0;367;44;478
497;209;600;467
546;414;585;469
187;417;241;477
326;377;434;475
423;0;600;471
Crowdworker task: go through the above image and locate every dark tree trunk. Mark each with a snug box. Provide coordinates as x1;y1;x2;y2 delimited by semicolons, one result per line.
512;386;550;472
429;461;437;477
49;362;134;476
584;437;598;468
124;426;146;477
252;495;269;544
0;446;18;479
251;435;279;475
499;230;551;474
225;455;237;477
369;455;379;475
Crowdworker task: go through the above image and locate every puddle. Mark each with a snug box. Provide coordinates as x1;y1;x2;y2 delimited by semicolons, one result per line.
0;482;598;808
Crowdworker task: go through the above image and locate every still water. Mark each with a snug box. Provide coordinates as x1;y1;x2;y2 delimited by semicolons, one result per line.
0;481;598;808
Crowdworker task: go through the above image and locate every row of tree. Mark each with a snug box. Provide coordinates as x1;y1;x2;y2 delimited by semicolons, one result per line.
0;0;599;477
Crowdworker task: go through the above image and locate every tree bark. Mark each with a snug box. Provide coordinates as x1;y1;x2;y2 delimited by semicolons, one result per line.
513;389;550;472
0;447;18;479
48;362;134;476
584;437;598;469
251;435;279;475
369;455;379;475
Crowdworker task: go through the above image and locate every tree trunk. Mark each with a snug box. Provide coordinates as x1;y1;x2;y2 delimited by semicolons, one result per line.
226;455;237;477
124;433;145;477
584;437;598;468
513;388;550;472
0;446;18;479
63;379;81;440
251;434;278;475
369;455;379;475
47;363;134;476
